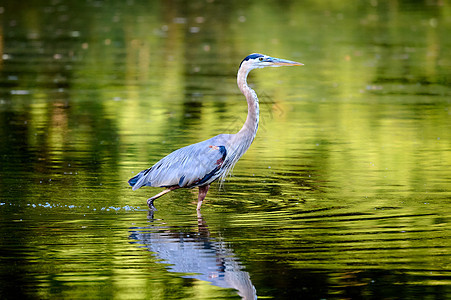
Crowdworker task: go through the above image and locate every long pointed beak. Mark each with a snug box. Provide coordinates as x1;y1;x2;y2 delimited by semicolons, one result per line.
269;57;304;66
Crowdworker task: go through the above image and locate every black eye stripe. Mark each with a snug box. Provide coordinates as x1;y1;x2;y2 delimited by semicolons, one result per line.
239;53;264;67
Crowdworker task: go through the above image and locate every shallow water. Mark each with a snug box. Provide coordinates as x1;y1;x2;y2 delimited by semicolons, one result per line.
1;0;450;299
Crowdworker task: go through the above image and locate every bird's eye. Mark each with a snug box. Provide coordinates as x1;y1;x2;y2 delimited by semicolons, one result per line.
259;57;264;61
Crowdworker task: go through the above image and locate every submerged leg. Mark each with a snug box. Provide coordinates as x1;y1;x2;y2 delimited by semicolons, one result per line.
147;186;179;211
197;185;210;211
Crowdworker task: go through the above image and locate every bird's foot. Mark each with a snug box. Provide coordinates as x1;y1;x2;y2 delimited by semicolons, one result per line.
147;198;157;211
147;210;155;220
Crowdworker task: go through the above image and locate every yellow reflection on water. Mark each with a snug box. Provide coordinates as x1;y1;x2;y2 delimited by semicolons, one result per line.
0;0;450;299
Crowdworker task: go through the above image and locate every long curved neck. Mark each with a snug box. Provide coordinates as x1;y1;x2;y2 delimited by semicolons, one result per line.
236;67;259;142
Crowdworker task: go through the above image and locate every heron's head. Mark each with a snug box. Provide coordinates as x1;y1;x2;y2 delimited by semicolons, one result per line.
239;53;303;70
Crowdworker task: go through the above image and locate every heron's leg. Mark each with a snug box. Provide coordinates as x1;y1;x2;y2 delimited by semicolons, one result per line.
197;185;210;211
147;186;179;211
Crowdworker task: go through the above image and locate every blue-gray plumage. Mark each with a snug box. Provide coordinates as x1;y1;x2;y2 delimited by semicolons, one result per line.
129;53;303;210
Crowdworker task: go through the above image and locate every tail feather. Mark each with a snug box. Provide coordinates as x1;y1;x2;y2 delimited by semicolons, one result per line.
128;168;151;190
128;174;140;187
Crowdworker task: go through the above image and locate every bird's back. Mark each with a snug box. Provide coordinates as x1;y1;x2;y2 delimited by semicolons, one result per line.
129;134;234;190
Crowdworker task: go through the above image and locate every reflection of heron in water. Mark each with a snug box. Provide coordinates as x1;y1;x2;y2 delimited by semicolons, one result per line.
129;212;257;300
128;54;303;211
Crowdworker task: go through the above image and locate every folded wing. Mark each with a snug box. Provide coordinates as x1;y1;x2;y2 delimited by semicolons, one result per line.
129;141;227;190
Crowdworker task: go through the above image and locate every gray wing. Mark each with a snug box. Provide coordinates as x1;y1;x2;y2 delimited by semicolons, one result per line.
129;136;229;190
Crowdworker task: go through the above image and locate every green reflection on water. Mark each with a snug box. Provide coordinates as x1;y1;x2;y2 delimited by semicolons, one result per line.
0;0;450;299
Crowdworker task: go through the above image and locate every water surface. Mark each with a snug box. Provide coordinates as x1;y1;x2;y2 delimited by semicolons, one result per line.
1;0;450;299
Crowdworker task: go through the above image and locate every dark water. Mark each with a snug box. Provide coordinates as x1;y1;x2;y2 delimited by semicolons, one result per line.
1;0;450;299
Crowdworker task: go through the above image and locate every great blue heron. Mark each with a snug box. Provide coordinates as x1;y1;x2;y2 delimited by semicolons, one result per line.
129;53;303;211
